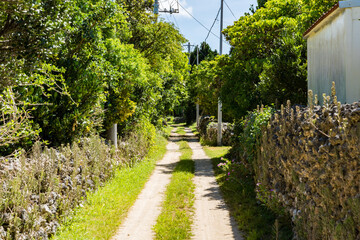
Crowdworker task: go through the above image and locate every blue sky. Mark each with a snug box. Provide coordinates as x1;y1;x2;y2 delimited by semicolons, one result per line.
158;0;258;54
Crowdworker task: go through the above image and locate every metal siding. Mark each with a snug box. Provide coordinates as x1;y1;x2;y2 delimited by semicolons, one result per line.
307;11;347;103
348;8;360;103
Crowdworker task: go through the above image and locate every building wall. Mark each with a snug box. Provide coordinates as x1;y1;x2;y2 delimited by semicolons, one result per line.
308;10;347;103
308;7;360;104
347;7;360;103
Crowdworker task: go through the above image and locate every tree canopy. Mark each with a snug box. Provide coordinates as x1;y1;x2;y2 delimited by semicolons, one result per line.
0;0;189;153
189;0;338;120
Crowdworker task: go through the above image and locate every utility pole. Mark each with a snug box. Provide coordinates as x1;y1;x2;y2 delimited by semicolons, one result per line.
183;42;194;120
188;42;191;65
184;42;195;66
154;0;160;14
217;0;224;146
196;46;200;127
154;0;179;15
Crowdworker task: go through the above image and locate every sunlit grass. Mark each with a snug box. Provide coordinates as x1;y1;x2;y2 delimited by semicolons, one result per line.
189;122;199;136
53;134;168;240
153;141;195;240
203;146;293;240
175;126;186;135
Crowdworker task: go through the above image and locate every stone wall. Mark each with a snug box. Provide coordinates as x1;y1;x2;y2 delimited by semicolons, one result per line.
257;97;360;239
198;116;234;146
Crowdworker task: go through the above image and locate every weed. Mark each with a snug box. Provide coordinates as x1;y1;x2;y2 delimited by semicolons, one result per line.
53;134;168;239
204;146;293;240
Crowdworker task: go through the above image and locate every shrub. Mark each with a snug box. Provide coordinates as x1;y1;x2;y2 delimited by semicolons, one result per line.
0;120;159;239
230;106;274;170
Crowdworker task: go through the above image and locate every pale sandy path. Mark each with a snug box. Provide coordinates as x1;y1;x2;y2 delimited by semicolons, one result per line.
111;130;181;240
186;129;244;240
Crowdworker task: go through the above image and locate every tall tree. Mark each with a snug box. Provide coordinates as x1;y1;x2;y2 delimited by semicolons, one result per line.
189;42;218;68
257;0;268;8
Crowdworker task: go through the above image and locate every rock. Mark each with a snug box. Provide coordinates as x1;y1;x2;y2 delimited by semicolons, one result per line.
0;226;6;239
40;204;53;215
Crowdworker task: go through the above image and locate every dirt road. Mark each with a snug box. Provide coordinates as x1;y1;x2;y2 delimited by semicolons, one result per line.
111;130;181;240
112;127;243;240
186;129;243;240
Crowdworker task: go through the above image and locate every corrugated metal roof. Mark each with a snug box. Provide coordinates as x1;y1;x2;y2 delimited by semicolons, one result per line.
303;3;340;38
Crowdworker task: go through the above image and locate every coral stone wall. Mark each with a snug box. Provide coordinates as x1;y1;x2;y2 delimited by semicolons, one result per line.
258;100;360;239
198;116;234;146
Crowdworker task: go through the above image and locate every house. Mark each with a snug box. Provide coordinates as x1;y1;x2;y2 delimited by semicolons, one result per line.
304;0;360;104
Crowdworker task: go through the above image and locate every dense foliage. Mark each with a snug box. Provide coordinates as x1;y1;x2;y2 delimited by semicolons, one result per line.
0;0;189;152
189;0;338;121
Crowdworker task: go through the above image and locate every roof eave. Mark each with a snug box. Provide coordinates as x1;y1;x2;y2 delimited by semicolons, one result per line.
303;3;340;39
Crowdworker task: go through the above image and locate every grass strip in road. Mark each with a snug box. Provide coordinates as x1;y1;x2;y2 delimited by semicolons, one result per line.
175;126;186;135
189;122;199;136
203;146;293;240
53;134;168;240
153;141;195;240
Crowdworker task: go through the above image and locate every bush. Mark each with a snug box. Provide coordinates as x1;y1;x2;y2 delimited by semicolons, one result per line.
0;119;159;239
0;136;118;239
230;106;274;170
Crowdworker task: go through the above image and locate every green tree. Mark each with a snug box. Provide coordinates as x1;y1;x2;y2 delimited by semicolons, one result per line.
257;0;268;8
189;42;218;68
221;0;307;118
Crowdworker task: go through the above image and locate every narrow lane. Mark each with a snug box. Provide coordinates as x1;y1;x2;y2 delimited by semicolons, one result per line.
186;128;243;240
111;130;181;240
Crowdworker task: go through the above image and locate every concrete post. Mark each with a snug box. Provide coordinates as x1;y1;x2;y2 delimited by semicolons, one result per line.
196;100;200;127
217;99;222;146
107;124;118;148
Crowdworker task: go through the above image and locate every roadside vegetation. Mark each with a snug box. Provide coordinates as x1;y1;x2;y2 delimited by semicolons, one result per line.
153;141;195;240
204;146;293;240
1;0;188;238
53;133;168;240
1;0;345;238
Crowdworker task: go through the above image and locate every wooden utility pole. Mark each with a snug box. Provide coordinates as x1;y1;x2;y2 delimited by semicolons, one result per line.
217;0;224;146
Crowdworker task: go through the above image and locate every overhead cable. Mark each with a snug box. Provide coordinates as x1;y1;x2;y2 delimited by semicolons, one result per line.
204;7;221;43
178;2;220;40
224;0;237;20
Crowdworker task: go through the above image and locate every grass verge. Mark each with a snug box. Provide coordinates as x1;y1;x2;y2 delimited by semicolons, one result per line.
53;134;168;240
203;146;293;240
153;141;195;240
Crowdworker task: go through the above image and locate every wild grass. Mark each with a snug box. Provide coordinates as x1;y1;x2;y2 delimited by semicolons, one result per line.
204;146;292;240
153;141;195;240
53;134;168;240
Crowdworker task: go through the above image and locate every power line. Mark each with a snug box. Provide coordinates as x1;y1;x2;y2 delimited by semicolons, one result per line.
172;14;180;31
160;1;172;22
224;0;237;20
178;2;220;40
205;7;221;43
